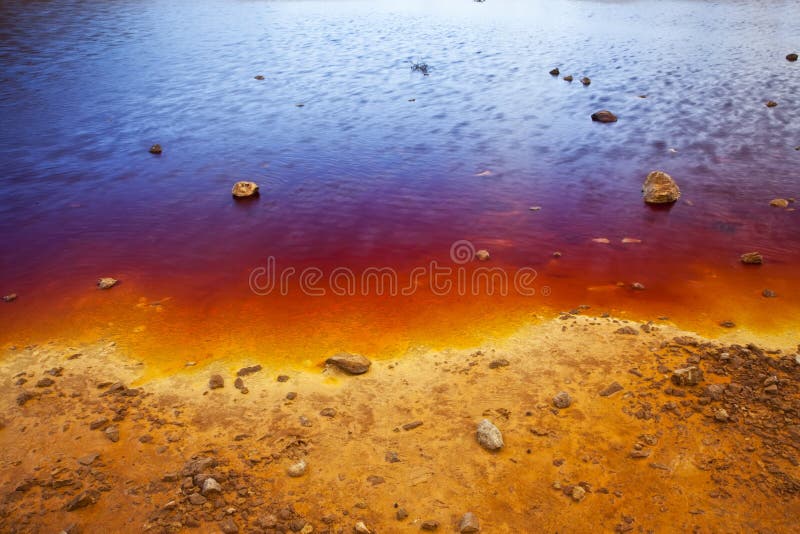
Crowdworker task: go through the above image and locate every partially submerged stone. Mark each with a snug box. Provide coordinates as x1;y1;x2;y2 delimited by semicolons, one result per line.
581;76;591;86
591;110;617;123
642;171;680;204
563;75;573;82
788;53;798;62
97;278;118;290
2;293;17;302
549;67;560;76
766;100;778;108
741;252;763;264
148;144;162;154
325;352;371;374
231;181;259;198
476;419;503;451
769;198;789;208
475;249;490;261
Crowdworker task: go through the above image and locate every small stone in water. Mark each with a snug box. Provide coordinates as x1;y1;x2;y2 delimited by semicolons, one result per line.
475;249;490;261
581;76;591;86
549;67;560;76
149;144;162;154
740;252;763;264
97;278;118;290
563;75;573;82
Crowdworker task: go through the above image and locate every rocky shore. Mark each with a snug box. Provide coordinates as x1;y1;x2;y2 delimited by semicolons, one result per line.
1;315;798;533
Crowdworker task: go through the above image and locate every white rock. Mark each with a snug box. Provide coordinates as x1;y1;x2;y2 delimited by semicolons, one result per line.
476;419;503;451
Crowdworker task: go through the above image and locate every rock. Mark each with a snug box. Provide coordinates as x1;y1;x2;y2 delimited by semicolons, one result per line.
706;384;725;401
571;486;586;502
65;490;98;511
770;198;789;208
320;408;337;417
549;67;560;76
237;365;262;377
2;293;17;302
254;75;265;80
615;326;638;335
208;374;224;389
459;512;480;532
277;374;290;382
89;417;109;430
719;320;735;328
714;408;729;422
599;382;623;397
489;358;509;369
219;517;239;534
36;377;55;387
402;420;423;431
553;391;572;409
188;493;207;505
476;419;504;451
366;475;385;486
385;451;400;463
287;459;307;477
642;171;680;204
592;237;610;244
77;453;99;466
788;53;798;62
16;390;36;405
740;252;763;264
354;521;373;534
631;282;645;290
97;277;118;290
326;353;371;374
591;110;617;123
475;249;490;261
396;508;409;520
563;75;573;82
104;426;119;442
202;477;222;496
629;450;651;459
552;251;562;258
149;144;162;154
285;391;297;400
762;289;776;298
581;77;591;86
181;456;217;477
671;366;703;386
766;100;777;108
231;181;259;198
421;520;440;531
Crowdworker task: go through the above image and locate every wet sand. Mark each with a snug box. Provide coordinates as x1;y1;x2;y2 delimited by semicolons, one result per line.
2;315;798;533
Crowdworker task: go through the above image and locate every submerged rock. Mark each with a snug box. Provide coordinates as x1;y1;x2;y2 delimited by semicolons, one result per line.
476;419;504;451
2;293;17;302
788;53;798;62
254;75;265;80
149;144;162;155
326;352;371;374
549;67;560;76
769;198;789;208
766;100;778;107
553;391;572;409
741;252;763;264
642;171;680;204
459;512;480;533
581;76;591;86
97;278;118;290
231;181;259;198
591;110;617;123
563;75;573;82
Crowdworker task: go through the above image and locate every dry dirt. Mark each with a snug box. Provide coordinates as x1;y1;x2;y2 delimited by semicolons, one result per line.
1;315;798;533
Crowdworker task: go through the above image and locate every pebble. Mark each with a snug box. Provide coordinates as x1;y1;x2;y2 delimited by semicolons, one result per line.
489;358;509;369
254;75;265;80
581;76;591;86
188;493;207;505
396;508;409;520
563;75;573;82
631;282;645;290
549;67;560;76
231;181;259;198
2;293;17;302
714;408;730;422
459;512;480;532
148;144;162;154
476;419;504;451
788;53;798;62
766;100;777;107
77;453;99;466
769;198;789;208
591;110;617;123
599;382;623;397
209;374;224;389
553;391;572;409
320;408;337;417
287;459;307;477
571;486;586;502
201;477;222;496
65;491;98;511
762;289;776;298
475;249;490;261
671;366;703;386
104;426;119;442
719;320;735;328
219;517;239;534
402;420;423;431
97;278;118;290
36;377;55;387
325;352;372;374
740;252;763;264
421;520;440;530
277;374;290;382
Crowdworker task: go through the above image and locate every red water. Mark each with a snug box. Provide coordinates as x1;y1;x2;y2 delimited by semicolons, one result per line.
1;0;799;372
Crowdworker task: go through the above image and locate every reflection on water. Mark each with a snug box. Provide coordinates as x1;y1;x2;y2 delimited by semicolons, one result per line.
0;0;798;364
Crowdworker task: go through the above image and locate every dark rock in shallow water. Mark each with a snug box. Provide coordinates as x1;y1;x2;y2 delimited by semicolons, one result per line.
563;75;573;82
740;252;763;264
766;100;778;107
787;53;798;61
549;67;560;76
149;144;162;154
581;76;591;85
591;110;617;123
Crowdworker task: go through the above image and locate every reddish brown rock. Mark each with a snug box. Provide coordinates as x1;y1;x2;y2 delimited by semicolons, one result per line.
231;181;259;198
591;110;617;123
642;171;680;204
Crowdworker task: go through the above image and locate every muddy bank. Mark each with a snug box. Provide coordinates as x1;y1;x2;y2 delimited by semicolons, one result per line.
1;316;798;533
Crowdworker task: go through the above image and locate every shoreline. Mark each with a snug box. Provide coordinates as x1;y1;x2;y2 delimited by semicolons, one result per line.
1;315;798;533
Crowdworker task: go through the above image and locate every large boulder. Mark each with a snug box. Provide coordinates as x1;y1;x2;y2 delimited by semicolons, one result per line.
642;171;680;204
325;352;372;375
